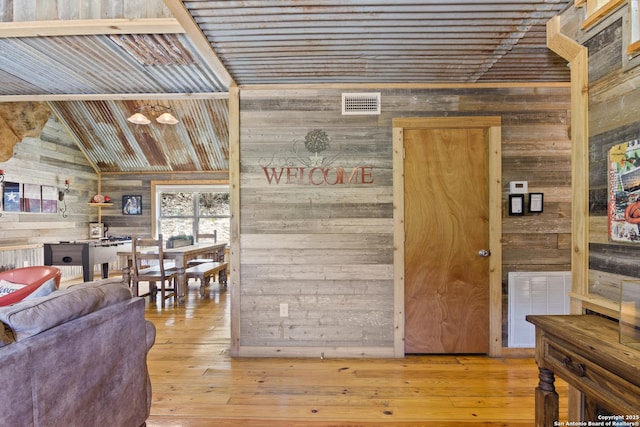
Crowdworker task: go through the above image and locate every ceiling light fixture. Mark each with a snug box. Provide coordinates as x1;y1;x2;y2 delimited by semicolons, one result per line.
127;104;178;125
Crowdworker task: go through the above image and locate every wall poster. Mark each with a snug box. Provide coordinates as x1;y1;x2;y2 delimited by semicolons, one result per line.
609;139;640;242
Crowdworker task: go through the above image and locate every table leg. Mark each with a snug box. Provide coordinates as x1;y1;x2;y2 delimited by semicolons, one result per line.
101;262;109;279
535;367;559;427
177;265;186;305
122;259;131;286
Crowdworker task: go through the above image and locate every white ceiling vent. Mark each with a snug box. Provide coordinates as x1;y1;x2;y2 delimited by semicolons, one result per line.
342;92;381;115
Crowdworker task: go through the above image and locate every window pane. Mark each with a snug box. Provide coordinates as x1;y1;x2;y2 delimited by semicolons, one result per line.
161;192;194;216
199;192;230;216
199;217;230;243
160;218;194;239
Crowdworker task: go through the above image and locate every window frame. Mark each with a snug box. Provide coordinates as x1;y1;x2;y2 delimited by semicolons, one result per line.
629;0;640;54
580;0;626;30
151;181;230;242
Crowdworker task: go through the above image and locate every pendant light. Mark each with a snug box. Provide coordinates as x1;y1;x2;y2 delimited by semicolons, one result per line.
127;104;178;125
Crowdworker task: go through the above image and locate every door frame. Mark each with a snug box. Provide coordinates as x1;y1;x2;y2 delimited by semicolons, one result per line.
392;116;503;357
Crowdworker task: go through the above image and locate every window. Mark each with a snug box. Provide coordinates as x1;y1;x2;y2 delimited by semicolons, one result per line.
630;0;640;54
155;184;230;243
581;0;626;30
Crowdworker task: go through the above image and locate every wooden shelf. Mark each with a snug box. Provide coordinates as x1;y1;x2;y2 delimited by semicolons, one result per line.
88;203;113;207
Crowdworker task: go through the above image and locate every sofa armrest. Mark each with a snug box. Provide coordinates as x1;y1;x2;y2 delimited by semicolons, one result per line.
143;319;156;421
145;320;156;352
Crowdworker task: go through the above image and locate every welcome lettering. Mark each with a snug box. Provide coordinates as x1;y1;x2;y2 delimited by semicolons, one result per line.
262;166;374;185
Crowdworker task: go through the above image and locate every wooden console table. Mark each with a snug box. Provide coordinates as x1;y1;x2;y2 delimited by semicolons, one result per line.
527;315;640;427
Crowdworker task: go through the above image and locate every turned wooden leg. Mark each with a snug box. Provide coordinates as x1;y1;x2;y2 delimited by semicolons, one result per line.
535;367;559;427
122;265;131;286
176;266;186;305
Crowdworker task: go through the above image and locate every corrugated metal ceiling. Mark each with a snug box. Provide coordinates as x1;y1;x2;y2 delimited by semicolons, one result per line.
187;0;571;84
49;99;229;173
0;33;226;96
0;0;572;174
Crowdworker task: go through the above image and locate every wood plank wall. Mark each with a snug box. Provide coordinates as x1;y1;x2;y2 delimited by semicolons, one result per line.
559;6;640;305
0;114;96;247
239;85;571;356
0;0;170;21
0;114;97;277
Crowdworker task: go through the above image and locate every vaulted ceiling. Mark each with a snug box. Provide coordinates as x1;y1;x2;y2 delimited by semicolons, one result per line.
0;0;572;173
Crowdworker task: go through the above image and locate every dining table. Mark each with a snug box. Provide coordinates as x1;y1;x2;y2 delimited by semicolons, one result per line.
119;242;227;305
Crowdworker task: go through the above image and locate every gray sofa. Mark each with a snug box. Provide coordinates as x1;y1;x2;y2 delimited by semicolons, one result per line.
0;278;155;427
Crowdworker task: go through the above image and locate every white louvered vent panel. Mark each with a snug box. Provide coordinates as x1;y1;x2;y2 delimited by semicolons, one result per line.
508;272;571;348
342;92;381;115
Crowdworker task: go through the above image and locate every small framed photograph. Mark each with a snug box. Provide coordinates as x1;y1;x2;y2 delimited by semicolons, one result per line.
122;195;142;215
509;194;525;216
89;222;104;239
529;193;544;213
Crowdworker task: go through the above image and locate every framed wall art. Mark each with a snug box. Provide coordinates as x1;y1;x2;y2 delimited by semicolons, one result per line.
3;182;20;212
528;193;544;213
41;185;58;213
89;223;104;239
122;195;142;215
23;183;41;213
508;194;524;216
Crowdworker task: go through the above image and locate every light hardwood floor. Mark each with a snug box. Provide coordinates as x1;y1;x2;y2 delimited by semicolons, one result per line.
138;280;568;427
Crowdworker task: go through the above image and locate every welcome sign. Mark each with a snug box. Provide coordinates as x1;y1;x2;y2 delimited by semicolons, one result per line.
260;129;374;186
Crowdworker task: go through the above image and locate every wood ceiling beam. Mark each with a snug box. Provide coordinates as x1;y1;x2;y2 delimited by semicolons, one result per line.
0;92;229;103
163;0;235;88
0;18;183;38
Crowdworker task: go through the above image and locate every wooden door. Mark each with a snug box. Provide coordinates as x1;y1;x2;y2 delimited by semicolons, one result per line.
404;127;490;354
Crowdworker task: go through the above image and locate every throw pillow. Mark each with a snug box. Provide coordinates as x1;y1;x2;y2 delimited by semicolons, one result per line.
24;278;57;300
0;280;26;296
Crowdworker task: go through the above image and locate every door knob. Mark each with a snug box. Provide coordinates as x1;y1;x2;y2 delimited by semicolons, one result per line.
478;249;491;257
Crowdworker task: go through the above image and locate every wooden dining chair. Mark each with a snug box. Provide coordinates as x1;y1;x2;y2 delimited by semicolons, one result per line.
187;231;218;266
131;234;177;308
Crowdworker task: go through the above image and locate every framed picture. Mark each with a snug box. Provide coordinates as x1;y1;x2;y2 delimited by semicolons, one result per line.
529;193;544;213
89;222;104;239
122;195;142;215
23;183;41;213
3;182;20;212
41;185;58;213
508;194;525;216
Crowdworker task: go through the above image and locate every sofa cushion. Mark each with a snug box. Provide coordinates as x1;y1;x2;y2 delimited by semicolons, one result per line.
0;278;131;342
